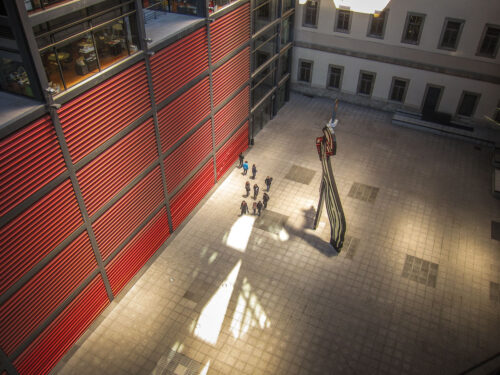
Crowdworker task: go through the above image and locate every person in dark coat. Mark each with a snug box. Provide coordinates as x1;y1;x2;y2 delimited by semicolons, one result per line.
253;184;259;199
240;200;248;215
252;202;257;215
257;201;263;216
238;152;244;167
262;192;269;208
245;181;251;197
251;164;257;179
265;176;273;191
242;161;249;175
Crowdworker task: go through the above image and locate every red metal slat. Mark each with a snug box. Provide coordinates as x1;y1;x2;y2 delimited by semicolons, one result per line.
214;87;250;146
105;207;170;296
13;274;109;375
58;62;151;162
0;115;65;218
93;166;164;261
216;122;249;180
212;47;250;107
151;28;208;103
210;4;250;63
0;179;82;295
0;231;96;356
169;160;214;230
164;121;212;192
157;77;210;153
77;117;157;216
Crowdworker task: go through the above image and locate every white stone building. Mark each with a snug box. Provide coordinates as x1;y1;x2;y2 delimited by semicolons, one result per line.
291;0;500;126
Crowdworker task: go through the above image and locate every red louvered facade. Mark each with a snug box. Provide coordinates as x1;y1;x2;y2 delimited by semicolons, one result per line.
0;3;251;374
58;62;150;163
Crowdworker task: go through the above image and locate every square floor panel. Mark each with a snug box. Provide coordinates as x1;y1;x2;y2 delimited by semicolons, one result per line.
347;183;379;203
491;221;500;241
153;349;201;375
254;210;289;234
402;255;439;288
342;235;360;260
284;165;316;185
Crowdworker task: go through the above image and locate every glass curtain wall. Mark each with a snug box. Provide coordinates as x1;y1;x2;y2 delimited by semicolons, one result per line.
34;0;139;93
250;0;294;136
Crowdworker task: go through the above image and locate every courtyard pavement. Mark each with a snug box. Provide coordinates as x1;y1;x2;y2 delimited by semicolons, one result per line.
53;93;500;375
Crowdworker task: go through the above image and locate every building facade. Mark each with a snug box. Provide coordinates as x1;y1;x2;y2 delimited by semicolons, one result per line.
0;0;293;374
292;0;500;125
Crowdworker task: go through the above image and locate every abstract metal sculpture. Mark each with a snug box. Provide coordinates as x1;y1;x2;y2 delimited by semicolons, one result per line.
313;99;346;251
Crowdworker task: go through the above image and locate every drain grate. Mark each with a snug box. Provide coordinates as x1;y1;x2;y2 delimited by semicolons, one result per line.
342;235;359;260
491;221;500;241
402;255;439;288
490;282;500;303
254;210;289;234
348;183;379;203
284;165;316;185
153;349;202;375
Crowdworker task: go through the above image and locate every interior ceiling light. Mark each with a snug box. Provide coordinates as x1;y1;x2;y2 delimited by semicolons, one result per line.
333;0;390;14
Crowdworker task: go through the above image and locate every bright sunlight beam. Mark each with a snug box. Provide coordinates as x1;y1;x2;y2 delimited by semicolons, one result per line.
230;277;270;339
224;215;256;252
194;260;242;345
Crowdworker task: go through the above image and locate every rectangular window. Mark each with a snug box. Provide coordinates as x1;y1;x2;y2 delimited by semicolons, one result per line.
303;0;318;28
357;71;375;96
335;9;351;33
457;91;480;117
402;13;425;45
439;18;464;50
298;60;313;83
367;10;387;38
477;25;500;58
327;65;343;90
389;77;409;103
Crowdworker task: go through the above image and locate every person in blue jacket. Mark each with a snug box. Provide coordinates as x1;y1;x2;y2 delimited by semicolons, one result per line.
242;161;249;175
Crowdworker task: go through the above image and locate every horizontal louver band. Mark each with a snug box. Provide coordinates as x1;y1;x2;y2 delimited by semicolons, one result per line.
170;160;214;230
77;117;157;217
13;274;109;375
210;3;250;64
214;86;250;147
212;47;250;108
93;166;164;261
0;115;65;218
164;121;213;193
151;27;208;104
216;121;249;180
0;231;96;356
58;62;150;163
0;179;81;296
105;207;170;296
157;77;210;154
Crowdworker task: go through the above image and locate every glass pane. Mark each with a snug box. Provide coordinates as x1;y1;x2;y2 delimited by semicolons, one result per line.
41;48;64;93
62;33;99;89
253;0;276;33
0;57;34;97
95;21;129;70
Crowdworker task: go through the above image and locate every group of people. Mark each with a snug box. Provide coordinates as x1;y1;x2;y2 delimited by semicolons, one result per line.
239;153;273;217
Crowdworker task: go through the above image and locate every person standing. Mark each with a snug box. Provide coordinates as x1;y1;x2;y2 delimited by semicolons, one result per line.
245;181;251;197
240;200;248;215
242;161;249;175
238;152;244;167
251;164;257;179
262;192;269;208
257;201;263;216
252;202;257;215
253;184;259;199
265;176;273;191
